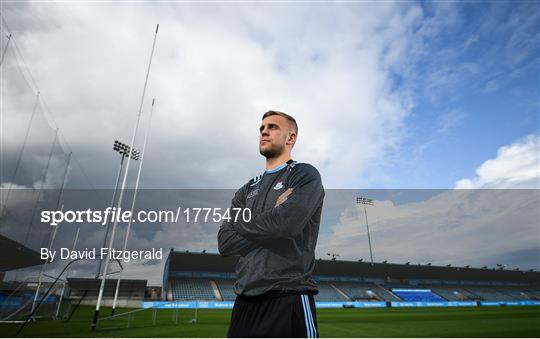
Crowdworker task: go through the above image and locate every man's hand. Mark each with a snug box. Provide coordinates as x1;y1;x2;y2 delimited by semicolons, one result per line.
275;188;293;207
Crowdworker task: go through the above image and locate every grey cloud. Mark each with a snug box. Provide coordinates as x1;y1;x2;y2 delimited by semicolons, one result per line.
489;247;540;271
3;2;538;286
1;2;427;190
317;189;540;271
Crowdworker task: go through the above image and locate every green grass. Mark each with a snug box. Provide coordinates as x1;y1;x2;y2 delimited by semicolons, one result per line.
1;306;539;337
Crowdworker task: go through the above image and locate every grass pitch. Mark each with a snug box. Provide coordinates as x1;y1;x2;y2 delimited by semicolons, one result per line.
1;306;539;337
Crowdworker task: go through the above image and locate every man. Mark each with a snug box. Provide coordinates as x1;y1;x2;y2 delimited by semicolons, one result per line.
218;110;325;338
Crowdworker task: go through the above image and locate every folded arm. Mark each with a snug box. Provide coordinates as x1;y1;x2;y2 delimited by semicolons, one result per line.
217;187;259;256
232;166;324;241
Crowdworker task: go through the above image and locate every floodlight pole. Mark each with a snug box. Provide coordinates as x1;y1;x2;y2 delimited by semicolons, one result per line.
95;153;124;278
91;144;140;330
91;23;158;331
111;98;156;316
95;141;138;279
356;197;374;264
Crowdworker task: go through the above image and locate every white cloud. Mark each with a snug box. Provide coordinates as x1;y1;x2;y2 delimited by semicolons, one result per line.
317;189;540;269
1;2;430;189
5;2;538;285
455;134;540;189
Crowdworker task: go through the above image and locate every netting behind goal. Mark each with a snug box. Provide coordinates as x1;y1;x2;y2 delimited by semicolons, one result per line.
96;303;197;331
0;278;71;323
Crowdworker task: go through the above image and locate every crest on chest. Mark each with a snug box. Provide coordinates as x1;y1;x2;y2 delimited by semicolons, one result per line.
273;182;284;190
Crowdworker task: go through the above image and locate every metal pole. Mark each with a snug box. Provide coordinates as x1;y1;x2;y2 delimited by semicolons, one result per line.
96;154;125;278
17;259;81;336
66;227;80;280
55;152;72;209
46;152;72;256
25;127;58;244
30;207;62;315
45;152;71;257
363;204;374;263
1;91;39;217
111;98;156;315
92;24;159;330
72;227;80;251
0;33;11;66
67;289;87;321
30;129;58;313
55;282;66;319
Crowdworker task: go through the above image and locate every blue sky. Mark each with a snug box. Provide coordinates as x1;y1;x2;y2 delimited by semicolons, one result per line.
2;1;538;190
365;1;539;189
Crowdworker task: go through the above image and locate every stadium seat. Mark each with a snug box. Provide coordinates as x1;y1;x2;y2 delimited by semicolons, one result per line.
169;278;217;301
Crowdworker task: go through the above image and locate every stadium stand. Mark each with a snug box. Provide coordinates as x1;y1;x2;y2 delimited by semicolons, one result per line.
460;285;520;301
67;278;146;299
169;278;216;300
496;286;539;300
0;234;43;271
214;279;236;301
314;282;350;301
334;282;399;301
529;291;540;300
425;285;470;301
162;250;540;305
145;286;162;300
391;288;446;302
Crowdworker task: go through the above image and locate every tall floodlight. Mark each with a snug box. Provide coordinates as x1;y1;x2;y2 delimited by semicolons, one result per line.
95;141;139;278
111;98;156;316
356;197;374;264
91;23;159;331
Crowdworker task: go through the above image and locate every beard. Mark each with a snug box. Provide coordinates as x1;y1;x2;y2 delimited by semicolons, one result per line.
259;143;285;159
